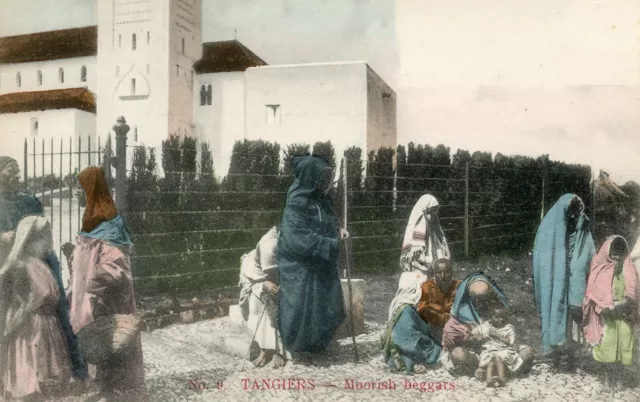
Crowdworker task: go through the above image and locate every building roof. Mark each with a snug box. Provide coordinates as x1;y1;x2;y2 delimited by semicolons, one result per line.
194;40;267;74
0;26;97;64
0;88;96;114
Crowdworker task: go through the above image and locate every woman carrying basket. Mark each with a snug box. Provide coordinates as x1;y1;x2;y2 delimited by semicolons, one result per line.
68;167;146;401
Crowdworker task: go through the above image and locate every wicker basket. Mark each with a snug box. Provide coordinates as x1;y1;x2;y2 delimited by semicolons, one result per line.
77;314;142;366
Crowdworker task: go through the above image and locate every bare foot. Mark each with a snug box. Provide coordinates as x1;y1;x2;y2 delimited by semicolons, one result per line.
272;353;286;368
487;376;503;388
251;350;269;368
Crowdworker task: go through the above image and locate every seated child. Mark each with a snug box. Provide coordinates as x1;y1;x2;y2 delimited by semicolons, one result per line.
472;301;534;387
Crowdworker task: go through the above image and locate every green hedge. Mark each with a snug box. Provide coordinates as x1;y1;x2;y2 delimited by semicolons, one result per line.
124;137;593;296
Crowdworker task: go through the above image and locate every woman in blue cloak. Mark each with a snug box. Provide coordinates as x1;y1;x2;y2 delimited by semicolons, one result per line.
276;154;346;355
532;193;596;371
0;156;87;389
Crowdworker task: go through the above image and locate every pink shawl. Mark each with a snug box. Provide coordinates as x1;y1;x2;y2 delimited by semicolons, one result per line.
69;236;136;333
582;236;639;345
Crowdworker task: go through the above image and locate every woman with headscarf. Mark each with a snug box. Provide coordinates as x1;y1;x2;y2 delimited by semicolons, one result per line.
0;216;74;400
68;166;145;400
0;157;87;388
440;272;534;381
400;194;450;275
277;155;347;355
532;193;596;370
583;235;639;392
380;269;445;374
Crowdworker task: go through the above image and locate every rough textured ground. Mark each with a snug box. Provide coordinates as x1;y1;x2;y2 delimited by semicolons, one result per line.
47;256;640;401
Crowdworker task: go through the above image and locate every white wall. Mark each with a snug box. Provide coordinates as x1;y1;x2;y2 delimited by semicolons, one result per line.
244;61;368;167
0;109;96;176
366;66;397;155
0;56;96;95
194;71;245;177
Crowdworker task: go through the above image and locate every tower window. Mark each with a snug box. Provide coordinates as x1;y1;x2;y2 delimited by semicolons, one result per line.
147;31;150;44
80;66;87;82
266;105;281;125
206;85;212;105
176;64;179;76
37;70;42;86
59;68;64;83
199;85;206;106
132;33;137;50
16;72;21;88
131;78;136;95
181;38;185;55
31;118;39;136
119;34;122;48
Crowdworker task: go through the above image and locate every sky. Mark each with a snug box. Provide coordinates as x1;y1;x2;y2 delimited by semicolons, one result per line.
0;0;639;183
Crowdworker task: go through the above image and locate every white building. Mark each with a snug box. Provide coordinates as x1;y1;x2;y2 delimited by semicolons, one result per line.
0;0;396;178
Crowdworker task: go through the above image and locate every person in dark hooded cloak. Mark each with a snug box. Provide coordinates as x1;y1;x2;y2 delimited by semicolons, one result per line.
276;154;347;355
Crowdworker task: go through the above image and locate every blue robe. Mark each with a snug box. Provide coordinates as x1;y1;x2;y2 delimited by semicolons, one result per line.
451;272;508;325
381;305;442;374
0;189;88;380
277;156;345;353
532;193;596;355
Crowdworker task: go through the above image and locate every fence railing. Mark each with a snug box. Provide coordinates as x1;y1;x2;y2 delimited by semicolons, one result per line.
21;116;596;302
23;134;110;286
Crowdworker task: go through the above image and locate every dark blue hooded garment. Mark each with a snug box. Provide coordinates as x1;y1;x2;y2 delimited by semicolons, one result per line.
277;155;345;353
0;188;88;380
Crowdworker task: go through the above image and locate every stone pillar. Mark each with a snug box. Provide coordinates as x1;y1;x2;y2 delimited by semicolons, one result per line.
112;116;129;211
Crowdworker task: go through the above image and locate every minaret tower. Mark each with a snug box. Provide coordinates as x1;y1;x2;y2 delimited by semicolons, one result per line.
96;0;202;150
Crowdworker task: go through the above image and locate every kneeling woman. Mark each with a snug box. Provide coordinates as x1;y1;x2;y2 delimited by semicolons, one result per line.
381;269;445;374
69;167;145;399
583;235;639;392
0;217;74;400
441;272;534;386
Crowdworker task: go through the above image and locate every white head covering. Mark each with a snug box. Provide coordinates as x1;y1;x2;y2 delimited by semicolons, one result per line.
1;216;50;269
387;271;428;321
401;194;450;270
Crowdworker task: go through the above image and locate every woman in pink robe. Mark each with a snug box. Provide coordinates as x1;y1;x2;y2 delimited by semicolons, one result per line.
0;216;72;400
68;167;146;401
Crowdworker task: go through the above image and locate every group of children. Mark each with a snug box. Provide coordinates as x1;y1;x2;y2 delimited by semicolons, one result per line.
384;192;640;392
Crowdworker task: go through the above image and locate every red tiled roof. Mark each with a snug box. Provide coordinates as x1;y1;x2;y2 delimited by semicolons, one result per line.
0;26;97;64
0;88;96;114
194;40;267;74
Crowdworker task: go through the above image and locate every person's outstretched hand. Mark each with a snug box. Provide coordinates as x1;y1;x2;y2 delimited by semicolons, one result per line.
339;228;350;239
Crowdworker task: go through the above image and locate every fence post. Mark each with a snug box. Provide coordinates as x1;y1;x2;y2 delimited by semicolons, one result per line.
342;155;348;278
23;139;28;182
540;170;546;222
464;161;469;259
112;116;129;212
392;156;398;214
591;172;596;233
105;133;113;185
